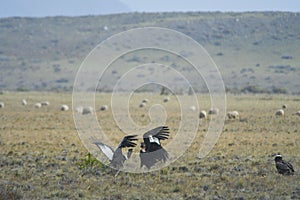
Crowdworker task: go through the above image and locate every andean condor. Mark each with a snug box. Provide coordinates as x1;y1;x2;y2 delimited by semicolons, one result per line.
94;135;138;170
140;126;170;169
274;155;295;175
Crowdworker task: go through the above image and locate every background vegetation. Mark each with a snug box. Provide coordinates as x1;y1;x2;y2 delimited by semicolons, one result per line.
0;12;300;93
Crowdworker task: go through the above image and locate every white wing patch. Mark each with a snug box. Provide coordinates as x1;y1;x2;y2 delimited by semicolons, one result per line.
95;143;114;161
149;135;160;145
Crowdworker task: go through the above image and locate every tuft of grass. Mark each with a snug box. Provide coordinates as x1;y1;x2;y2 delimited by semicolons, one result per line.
0;181;23;200
77;152;109;175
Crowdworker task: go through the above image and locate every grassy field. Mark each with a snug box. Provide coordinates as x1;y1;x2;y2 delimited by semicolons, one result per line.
0;92;299;199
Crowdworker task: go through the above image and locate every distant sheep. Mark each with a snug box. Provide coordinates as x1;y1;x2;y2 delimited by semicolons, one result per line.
139;102;146;108
100;105;108;111
142;99;149;103
282;104;287;109
75;106;83;114
41;101;50;106
199;110;207;119
189;106;196;111
275;109;284;117
60;105;69;111
296;111;300;116
208;108;219;115
21;99;27;106
227;111;239;119
82;106;93;115
163;97;170;103
0;102;4;108
34;103;42;108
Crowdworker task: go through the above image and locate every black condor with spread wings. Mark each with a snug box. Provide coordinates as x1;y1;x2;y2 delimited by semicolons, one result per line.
140;126;170;169
94;135;138;169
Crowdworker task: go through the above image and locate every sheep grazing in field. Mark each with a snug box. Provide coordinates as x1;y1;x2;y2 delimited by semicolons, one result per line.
60;105;69;111
100;105;108;111
189;106;196;112
75;106;83;114
275;109;284;117
41;101;50;106
282;104;287;109
227;111;239;120
82;106;93;115
208;108;219;115
163;97;170;103
34;103;42;108
139;102;146;108
142;99;149;103
295;111;300;116
21;99;27;106
0;102;4;108
199;110;207;119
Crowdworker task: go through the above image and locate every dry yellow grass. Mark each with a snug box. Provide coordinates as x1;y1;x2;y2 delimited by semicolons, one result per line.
0;92;299;199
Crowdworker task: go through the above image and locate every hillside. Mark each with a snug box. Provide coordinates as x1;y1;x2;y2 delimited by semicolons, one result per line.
0;12;300;93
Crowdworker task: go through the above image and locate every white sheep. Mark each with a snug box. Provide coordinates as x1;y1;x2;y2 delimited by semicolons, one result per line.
208;108;219;115
41;101;50;106
34;103;42;108
275;109;284;117
189;106;196;112
60;105;69;111
82;106;93;115
163;97;170;103
21;99;27;106
199;110;207;119
295;111;300;116
227;111;239;119
282;104;287;109
0;102;4;108
139;102;146;108
75;106;83;114
100;105;108;111
142;99;149;103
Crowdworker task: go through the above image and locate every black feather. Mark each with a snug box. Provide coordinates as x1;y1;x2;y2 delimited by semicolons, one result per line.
143;126;170;141
95;135;138;170
118;135;138;148
275;156;295;175
140;126;170;169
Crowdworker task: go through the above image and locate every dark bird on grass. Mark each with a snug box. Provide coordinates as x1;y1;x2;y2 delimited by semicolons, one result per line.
94;135;138;170
274;155;295;175
140;126;170;169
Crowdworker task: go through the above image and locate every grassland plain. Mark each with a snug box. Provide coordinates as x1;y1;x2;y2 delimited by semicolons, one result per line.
0;92;299;199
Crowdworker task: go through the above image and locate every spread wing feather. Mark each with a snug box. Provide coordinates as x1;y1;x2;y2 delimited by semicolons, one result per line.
118;135;138;148
143;126;169;140
94;142;114;161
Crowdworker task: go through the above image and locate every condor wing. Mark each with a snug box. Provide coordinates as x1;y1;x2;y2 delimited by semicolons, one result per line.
143;126;170;152
94;142;114;161
117;135;138;148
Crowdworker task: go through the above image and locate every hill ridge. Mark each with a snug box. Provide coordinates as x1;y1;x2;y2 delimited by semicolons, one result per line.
0;11;299;93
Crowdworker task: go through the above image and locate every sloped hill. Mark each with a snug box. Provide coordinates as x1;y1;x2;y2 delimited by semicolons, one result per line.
0;12;299;93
